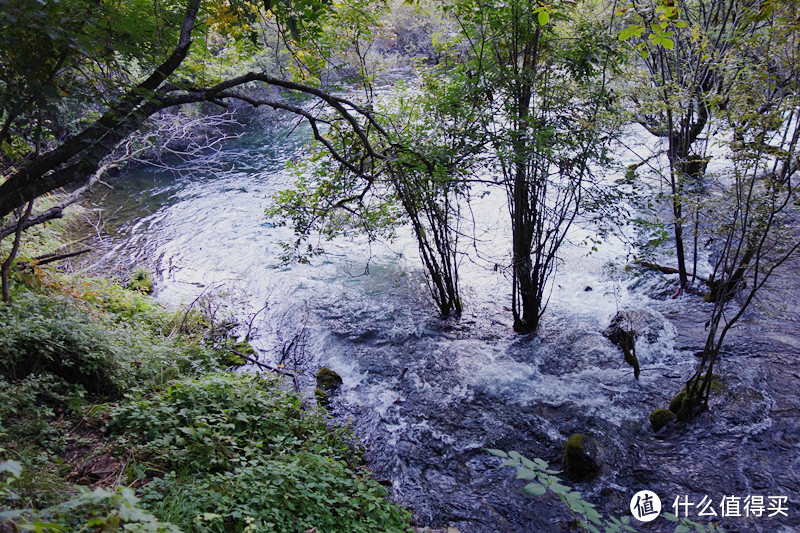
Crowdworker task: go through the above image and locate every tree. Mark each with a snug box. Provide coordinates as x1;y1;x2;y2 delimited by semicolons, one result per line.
673;0;800;417
617;0;782;289
268;72;485;316
0;0;396;288
443;0;616;333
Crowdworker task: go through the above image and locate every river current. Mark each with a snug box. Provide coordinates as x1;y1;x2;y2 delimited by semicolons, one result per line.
77;103;799;533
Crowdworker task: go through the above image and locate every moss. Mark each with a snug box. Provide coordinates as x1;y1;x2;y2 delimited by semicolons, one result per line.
126;266;154;294
564;433;585;454
220;351;246;367
649;409;675;432
562;433;599;481
316;367;343;392
315;387;329;407
233;341;255;356
669;389;687;413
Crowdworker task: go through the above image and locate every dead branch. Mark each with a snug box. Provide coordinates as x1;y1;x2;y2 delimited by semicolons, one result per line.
636;260;709;284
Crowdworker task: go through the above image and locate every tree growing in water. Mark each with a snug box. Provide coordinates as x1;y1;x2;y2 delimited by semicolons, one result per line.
617;0;788;289
268;71;485;316
674;1;800;417
442;0;616;333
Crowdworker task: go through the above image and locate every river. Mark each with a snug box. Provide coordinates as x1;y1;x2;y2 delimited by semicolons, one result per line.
76;101;800;533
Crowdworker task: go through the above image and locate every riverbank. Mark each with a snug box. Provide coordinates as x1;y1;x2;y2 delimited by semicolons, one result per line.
0;221;414;532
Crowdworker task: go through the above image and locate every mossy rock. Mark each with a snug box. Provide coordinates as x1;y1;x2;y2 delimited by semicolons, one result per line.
649;409;676;432
316;367;343;392
562;433;600;481
127;266;154;294
669;389;687;413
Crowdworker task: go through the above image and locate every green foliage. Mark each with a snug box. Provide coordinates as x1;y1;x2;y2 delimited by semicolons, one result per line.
1;470;182;533
0;291;128;396
110;373;413;532
127;265;155;294
0;0;184;160
0;373;83;445
0;264;413;533
489;449;725;533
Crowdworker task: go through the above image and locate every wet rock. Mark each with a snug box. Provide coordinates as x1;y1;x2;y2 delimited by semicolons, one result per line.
316;367;343;392
604;309;663;344
669;389;688;413
649;409;676;432
562;433;600;481
603;309;664;379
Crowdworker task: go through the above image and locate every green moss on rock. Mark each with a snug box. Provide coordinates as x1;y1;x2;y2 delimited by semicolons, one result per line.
649;409;675;432
316;367;343;392
669;389;687;413
315;387;329;407
562;433;600;481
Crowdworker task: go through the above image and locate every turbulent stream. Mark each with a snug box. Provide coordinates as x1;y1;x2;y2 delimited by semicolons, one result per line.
77;103;799;533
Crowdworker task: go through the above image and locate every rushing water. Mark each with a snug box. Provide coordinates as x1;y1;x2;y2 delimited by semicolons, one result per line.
78;104;800;533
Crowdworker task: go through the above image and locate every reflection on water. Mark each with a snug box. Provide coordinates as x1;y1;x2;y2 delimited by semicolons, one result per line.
78;106;799;533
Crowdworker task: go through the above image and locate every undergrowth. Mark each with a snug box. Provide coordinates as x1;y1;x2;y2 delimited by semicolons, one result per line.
0;256;412;532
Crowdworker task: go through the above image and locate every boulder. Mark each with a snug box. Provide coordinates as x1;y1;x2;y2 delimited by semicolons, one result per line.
603;309;664;380
603;309;663;344
562;433;600;481
316;367;343;392
649;409;676;432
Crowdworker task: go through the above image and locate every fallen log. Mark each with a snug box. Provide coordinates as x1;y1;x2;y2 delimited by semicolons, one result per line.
636;260;709;284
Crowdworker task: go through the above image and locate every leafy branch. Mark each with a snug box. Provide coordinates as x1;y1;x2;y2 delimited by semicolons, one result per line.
487;449;725;533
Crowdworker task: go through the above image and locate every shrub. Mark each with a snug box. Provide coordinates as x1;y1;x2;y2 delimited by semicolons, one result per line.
0;292;127;396
111;373;413;533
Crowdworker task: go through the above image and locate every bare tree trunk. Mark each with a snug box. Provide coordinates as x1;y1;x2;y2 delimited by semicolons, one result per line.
1;202;34;302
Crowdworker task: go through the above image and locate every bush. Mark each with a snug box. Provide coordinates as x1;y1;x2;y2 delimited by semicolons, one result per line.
111;373;413;533
0;292;127;396
1;461;182;533
0;374;84;444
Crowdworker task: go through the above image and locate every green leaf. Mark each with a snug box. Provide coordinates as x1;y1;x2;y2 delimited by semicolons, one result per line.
485;449;508;458
538;11;550;25
674;525;691;533
522;482;546;496
662;37;675;49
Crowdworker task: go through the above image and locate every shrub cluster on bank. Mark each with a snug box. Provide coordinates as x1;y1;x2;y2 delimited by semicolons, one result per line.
0;265;412;532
